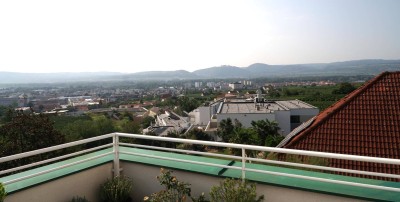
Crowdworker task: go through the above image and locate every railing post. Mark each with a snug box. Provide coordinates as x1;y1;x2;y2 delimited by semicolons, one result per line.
242;148;246;182
113;133;120;177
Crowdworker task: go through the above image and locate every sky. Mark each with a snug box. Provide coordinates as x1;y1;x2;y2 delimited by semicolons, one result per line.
0;0;399;73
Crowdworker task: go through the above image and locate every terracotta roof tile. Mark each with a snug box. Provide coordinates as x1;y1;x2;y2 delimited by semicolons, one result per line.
282;72;400;181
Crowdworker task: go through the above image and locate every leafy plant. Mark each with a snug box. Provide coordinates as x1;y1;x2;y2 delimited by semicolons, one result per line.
71;196;89;202
210;178;264;202
145;168;209;202
0;182;6;202
100;176;133;202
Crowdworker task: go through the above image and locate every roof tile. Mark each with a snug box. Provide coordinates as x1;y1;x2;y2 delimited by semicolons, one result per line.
282;72;400;181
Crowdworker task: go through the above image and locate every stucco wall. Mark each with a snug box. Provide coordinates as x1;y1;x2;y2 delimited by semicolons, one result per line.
122;162;364;202
4;163;113;202
4;161;366;202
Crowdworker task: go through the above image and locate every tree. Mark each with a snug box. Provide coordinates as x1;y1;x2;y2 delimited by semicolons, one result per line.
120;119;140;134
210;178;264;202
217;118;234;142
227;127;260;156
250;119;280;146
1;108;15;123
38;104;45;112
177;96;200;112
0;111;65;170
142;116;155;128
95;116;115;135
185;128;213;151
332;82;356;94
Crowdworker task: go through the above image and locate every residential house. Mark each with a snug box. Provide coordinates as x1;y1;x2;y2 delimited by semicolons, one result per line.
277;72;400;181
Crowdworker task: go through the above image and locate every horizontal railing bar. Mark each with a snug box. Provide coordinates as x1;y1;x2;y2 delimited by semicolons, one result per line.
3;152;113;185
120;150;400;192
115;133;400;165
119;143;242;161
245;167;400;193
246;157;400;179
0;133;114;163
1;132;399;195
0;143;113;175
119;151;243;171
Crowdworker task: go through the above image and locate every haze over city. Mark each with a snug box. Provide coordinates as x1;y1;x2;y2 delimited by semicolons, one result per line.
0;0;399;73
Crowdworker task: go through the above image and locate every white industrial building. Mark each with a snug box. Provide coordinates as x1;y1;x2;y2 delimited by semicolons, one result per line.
189;92;318;136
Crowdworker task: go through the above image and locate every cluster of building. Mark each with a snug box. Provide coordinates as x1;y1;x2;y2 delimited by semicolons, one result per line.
145;89;319;137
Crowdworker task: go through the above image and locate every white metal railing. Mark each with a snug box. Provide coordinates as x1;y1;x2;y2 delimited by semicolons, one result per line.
1;132;400;193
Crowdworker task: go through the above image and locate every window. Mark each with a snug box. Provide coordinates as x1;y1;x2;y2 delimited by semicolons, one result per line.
290;115;300;123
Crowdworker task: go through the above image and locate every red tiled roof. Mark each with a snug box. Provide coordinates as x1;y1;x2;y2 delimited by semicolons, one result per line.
282;72;400;180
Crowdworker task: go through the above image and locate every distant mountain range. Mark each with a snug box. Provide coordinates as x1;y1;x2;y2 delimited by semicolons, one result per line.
1;59;400;83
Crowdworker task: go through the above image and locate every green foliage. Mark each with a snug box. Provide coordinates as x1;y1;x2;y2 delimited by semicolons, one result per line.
184;128;213;151
155;96;202;113
1;108;15;123
217;118;283;150
332;82;356;94
57;115;115;146
145;168;209;202
265;135;285;147
229;128;259;156
251;119;280;146
210;179;264;202
274;84;350;111
119;118;140;134
267;154;329;171
141;116;155;128
71;196;89;202
145;168;192;202
100;176;133;202
50;115;91;131
0;182;6;202
217;118;235;142
283;88;301;96
0;111;65;170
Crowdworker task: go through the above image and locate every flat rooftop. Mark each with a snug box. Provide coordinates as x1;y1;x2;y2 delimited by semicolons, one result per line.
275;100;317;110
219;100;316;114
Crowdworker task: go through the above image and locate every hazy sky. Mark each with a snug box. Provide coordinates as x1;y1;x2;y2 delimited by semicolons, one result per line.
0;0;399;73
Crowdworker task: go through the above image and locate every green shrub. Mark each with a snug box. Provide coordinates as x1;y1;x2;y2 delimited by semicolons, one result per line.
145;168;191;202
100;176;133;202
71;196;89;202
0;182;5;202
210;178;264;202
145;168;209;202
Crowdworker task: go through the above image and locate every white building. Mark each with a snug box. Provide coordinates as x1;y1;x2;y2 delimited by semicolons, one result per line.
191;92;318;136
242;80;252;86
194;82;203;88
206;82;216;88
214;99;318;135
228;82;243;90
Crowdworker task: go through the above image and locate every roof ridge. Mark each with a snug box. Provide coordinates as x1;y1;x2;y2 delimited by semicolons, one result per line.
284;71;390;148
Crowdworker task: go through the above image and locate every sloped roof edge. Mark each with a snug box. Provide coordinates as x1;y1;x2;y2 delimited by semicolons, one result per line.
284;71;391;148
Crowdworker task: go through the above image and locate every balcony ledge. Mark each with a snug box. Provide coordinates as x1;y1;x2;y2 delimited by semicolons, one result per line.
1;146;399;201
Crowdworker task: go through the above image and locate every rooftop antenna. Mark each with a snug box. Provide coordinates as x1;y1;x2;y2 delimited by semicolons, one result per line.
255;89;264;109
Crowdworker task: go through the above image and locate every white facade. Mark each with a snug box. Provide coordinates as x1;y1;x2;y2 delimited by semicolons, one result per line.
228;82;243;90
195;82;203;88
189;106;210;125
205;99;319;136
206;82;216;88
